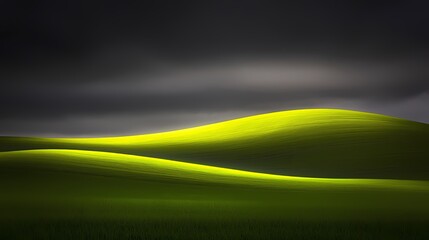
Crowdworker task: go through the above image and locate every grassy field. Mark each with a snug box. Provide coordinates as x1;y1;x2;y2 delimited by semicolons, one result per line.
0;109;428;239
3;219;429;240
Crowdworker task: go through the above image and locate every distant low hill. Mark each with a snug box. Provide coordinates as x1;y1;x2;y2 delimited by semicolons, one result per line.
1;109;428;179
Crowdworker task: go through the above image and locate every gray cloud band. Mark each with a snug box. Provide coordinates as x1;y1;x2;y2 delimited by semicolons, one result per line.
1;59;428;124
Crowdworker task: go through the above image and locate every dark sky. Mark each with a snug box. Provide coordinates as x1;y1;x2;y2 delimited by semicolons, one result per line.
1;0;428;136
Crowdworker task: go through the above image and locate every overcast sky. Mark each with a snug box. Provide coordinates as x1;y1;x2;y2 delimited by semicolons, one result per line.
1;0;428;136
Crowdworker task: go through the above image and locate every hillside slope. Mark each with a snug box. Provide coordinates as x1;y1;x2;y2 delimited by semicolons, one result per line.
2;149;427;191
1;149;429;221
0;109;428;179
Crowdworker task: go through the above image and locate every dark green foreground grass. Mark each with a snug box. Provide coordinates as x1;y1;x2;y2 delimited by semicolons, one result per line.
2;219;429;240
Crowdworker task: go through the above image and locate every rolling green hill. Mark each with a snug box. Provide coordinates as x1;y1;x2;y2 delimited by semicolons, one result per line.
1;109;428;179
2;149;427;192
1;149;429;222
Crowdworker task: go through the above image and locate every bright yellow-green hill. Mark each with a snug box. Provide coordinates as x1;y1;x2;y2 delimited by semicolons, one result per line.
1;109;428;179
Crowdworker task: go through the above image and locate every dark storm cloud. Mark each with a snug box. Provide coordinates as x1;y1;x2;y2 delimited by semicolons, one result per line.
1;0;428;136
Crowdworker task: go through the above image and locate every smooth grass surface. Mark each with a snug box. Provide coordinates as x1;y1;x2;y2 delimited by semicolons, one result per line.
1;149;429;221
1;149;428;191
1;149;429;239
0;109;428;179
